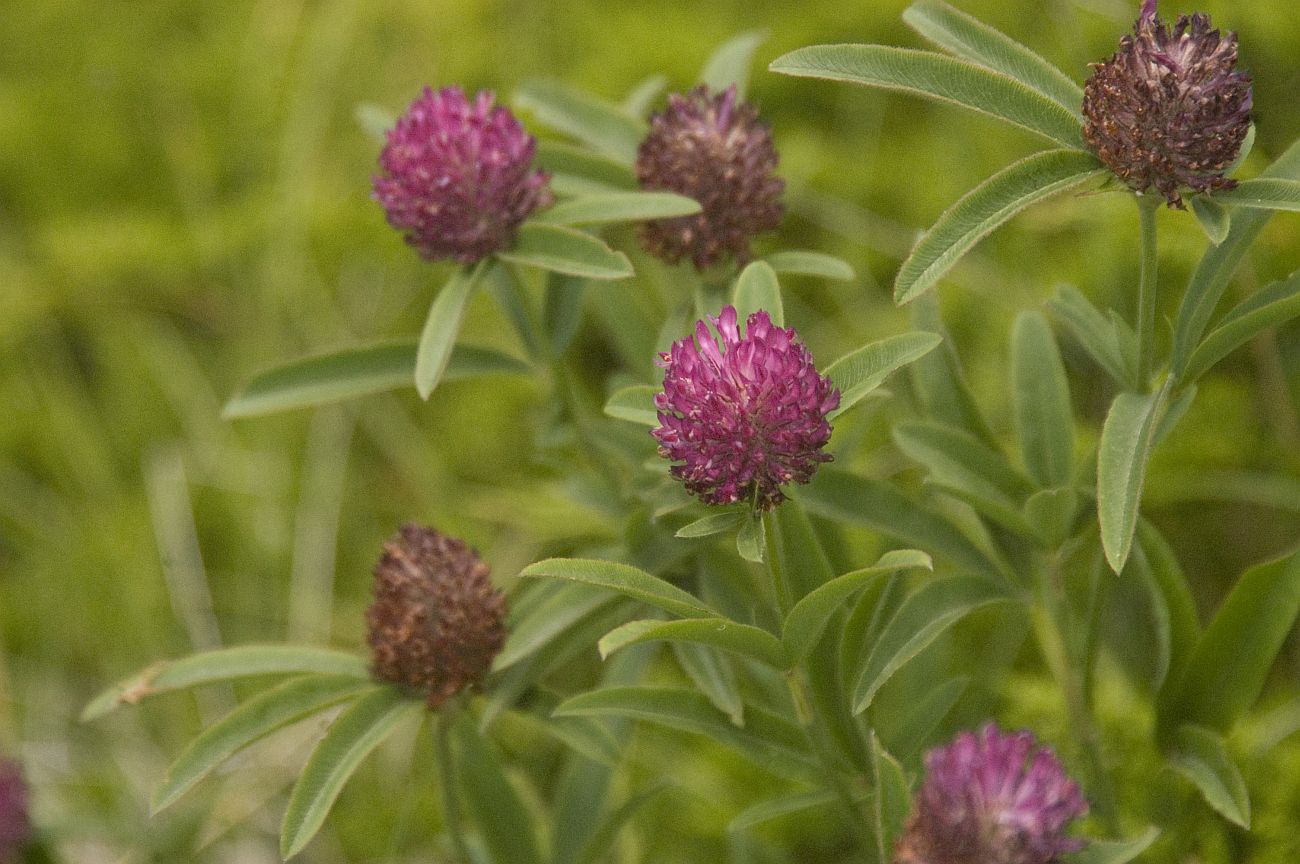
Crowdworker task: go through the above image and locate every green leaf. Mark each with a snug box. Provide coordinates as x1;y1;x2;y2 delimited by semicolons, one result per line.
622;74;668;117
537;192;701;226
1136;520;1201;689
892;421;1034;531
520;558;718;619
599;618;786;667
1011;310;1074;488
1172;138;1300;375
1069;827;1160;864
495;582;617;671
700;31;767;98
894;149;1104;304
733;261;784;327
824;332;943;419
455;717;544;864
874;676;970;760
901;0;1083;112
783;550;932;668
1097;388;1167;573
497;222;633;280
797;467;1007;580
1191;196;1231;245
869;735;911;862
280;687;419;859
763;250;855;281
222;342;527;419
513;80;645;164
572;785;667;864
909;292;999;445
554;686;816;778
1167;725;1251;828
533;139;637;194
728;789;842;833
152;675;370;813
769;45;1085;148
1047;285;1131;387
1159;548;1300;737
604;384;660;426
852;576;1010;714
415;263;486;400
736;511;765;563
673;642;744;726
82;646;369;721
1023;487;1079;548
354;102;395;143
1212;178;1300;211
1180;269;1300;384
544;272;586;358
676;510;747;538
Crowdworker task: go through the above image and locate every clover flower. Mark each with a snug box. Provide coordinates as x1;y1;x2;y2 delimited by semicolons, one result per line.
652;306;838;511
365;524;507;709
895;724;1089;864
635;85;784;269
0;760;29;864
1082;0;1252;208
373;87;553;263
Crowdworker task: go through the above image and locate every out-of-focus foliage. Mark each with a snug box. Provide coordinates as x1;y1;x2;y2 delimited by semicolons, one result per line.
1;0;1297;861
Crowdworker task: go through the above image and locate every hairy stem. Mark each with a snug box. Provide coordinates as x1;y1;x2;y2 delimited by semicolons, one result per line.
1136;195;1160;389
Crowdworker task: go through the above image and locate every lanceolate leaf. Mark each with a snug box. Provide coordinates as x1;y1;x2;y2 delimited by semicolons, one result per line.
497;222;634;280
1179;268;1300;384
456;717;544;864
673;642;745;726
901;0;1083;113
152;675;371;813
572;785;667;864
604;384;660;426
534;140;638;193
623;74;668;117
1047;285;1131;387
280;687;420;859
1011;310;1073;488
82;646;369;721
537;191;701;226
763;250;856;281
700;30;768;98
1097;387;1167;574
733;260;784;327
1158;548;1300;738
769;45;1085;148
910;292;1000;445
894;149;1104;304
728;789;843;833
1137;520;1201;688
852;576;1011;714
1211;177;1300;211
1071;827;1161;864
415;263;487;399
513;80;646;165
598;618;786;668
1167;725;1251;828
222;342;528;419
495;582;618;671
824;332;943;419
1191;196;1231;245
520;558;718;619
675;510;747;538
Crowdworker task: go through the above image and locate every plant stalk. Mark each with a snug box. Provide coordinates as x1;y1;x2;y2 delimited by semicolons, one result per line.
434;708;475;864
1136;195;1160;389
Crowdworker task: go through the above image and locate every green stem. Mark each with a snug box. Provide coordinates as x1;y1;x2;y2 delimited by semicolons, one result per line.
434;708;474;864
1136;195;1160;390
761;511;793;615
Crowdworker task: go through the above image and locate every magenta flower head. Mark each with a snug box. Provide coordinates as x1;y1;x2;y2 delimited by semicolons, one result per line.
635;85;784;270
373;87;553;263
652;306;838;511
0;760;30;864
1082;0;1252;209
895;724;1089;864
365;524;507;709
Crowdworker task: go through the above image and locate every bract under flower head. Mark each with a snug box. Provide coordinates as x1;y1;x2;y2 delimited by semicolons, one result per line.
636;85;784;270
895;724;1089;864
0;760;29;864
652;306;838;511
1082;0;1252;208
373;86;553;263
365;524;507;709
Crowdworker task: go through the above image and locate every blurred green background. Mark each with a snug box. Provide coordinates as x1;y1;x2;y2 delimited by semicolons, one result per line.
2;0;1298;860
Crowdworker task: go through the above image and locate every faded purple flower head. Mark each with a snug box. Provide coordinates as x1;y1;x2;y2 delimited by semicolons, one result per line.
0;760;30;864
652;306;838;511
365;524;507;709
895;724;1088;864
636;85;784;270
1082;0;1252;208
374;87;553;263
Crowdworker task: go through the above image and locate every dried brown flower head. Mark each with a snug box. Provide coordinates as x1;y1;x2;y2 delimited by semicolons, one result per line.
365;524;506;709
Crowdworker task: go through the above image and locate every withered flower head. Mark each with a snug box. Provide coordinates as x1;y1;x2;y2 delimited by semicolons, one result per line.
895;724;1089;864
373;86;553;263
0;760;30;864
1082;0;1252;208
635;85;784;269
365;524;506;709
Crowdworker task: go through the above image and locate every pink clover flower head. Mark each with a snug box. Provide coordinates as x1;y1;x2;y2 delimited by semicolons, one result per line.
1082;0;1252;208
895;724;1089;864
373;86;553;263
652;306;838;511
635;85;784;269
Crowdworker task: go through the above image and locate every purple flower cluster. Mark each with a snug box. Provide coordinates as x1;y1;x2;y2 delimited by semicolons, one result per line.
895;724;1088;864
636;85;784;270
373;87;553;263
0;761;29;864
1082;0;1252;208
652;306;838;511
